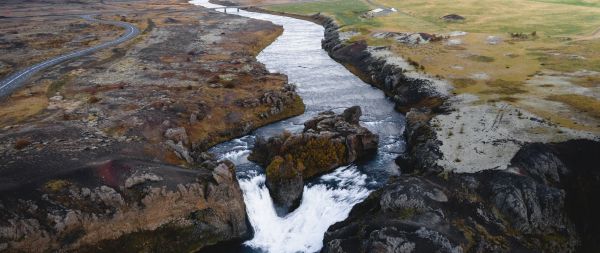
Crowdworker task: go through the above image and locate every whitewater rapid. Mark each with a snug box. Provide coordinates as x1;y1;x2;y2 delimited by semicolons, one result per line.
191;1;405;252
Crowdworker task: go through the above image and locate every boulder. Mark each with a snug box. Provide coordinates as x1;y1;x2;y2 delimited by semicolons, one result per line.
164;127;189;145
441;14;465;22
265;155;304;216
249;106;379;214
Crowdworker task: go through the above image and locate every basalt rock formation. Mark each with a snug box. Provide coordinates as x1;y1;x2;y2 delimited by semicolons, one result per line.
395;107;445;175
249;106;379;214
322;139;600;253
319;15;449;112
0;157;250;253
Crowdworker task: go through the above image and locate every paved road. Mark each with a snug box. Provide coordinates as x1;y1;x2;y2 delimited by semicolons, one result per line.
0;15;140;98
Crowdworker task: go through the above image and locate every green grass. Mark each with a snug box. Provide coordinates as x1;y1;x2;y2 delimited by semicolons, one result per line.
484;79;527;95
530;0;600;7
529;40;600;72
267;0;379;27
268;0;600;36
375;0;600;36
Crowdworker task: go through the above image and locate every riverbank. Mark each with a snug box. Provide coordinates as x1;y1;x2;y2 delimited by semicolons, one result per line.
0;1;305;251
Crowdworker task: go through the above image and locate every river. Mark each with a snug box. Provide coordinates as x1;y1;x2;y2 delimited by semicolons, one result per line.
190;1;405;252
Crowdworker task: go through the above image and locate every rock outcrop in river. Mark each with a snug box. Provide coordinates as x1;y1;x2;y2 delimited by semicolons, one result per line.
322;139;600;253
249;106;379;214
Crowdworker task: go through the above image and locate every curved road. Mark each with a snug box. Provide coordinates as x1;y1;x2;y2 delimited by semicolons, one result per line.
0;15;140;97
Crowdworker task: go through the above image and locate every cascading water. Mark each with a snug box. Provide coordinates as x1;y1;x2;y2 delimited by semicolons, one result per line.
191;1;405;252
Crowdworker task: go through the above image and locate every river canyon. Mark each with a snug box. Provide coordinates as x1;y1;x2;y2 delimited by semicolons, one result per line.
192;0;405;252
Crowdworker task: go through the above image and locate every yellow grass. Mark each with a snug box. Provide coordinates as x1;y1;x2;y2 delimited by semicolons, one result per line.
0;83;49;127
548;94;600;119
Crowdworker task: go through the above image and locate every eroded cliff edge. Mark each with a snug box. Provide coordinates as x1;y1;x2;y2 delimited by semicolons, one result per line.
322;140;600;252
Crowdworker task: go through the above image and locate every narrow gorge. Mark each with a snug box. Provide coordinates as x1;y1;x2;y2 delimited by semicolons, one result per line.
192;0;405;252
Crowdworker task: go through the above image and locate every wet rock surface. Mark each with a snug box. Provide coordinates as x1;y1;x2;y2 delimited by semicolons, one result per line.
249;106;379;214
322;139;600;253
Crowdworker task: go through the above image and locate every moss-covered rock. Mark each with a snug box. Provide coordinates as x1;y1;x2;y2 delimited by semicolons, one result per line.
250;106;379;214
265;155;304;215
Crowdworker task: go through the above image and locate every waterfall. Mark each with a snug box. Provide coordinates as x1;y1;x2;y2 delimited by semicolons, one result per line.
191;0;405;252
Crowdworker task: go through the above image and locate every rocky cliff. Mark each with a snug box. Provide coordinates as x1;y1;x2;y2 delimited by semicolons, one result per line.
319;15;450;112
322;140;600;253
0;157;250;252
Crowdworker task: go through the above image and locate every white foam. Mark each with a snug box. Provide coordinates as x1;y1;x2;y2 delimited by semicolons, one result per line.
240;166;371;253
219;149;251;164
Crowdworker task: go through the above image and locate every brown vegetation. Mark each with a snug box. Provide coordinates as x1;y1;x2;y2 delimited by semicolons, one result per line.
548;94;600;119
14;138;31;150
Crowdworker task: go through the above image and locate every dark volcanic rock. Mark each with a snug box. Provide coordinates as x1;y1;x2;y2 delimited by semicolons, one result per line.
0;158;251;252
249;106;379;214
318;15;446;111
441;14;465;22
514;140;600;252
264;155;305;215
395;107;444;175
322;140;600;253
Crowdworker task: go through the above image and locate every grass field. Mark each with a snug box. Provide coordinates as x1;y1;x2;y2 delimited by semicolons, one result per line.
267;0;378;27
266;0;600;131
532;0;600;8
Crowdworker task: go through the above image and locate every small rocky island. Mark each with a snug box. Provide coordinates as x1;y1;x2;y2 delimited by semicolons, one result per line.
249;106;379;214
